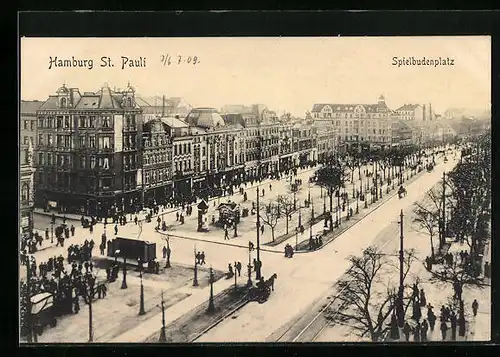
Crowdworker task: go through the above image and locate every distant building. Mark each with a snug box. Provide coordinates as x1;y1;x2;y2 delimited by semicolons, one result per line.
140;96;193;121
311;95;392;151
394;104;424;121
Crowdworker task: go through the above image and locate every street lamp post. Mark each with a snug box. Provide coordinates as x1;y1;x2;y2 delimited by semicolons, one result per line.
50;222;54;244
121;256;128;289
207;266;215;312
193;245;199;287
139;259;146;316
159;290;167;342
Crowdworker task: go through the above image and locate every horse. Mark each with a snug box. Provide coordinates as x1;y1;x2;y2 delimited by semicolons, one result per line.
265;273;278;291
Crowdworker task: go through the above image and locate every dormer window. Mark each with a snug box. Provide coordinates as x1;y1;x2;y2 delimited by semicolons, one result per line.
60;97;67;108
127;97;132;107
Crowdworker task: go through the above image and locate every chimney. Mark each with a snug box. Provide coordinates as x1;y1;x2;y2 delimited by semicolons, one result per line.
429;103;432;120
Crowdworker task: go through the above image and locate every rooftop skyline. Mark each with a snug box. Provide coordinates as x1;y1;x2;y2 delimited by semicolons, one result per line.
21;37;490;117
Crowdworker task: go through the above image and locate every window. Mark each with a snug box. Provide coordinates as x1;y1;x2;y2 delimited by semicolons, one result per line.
90;156;96;169
47;117;54;128
47;153;52;166
64;116;70;128
64;136;70;148
102;116;110;128
79;135;86;148
47;134;53;146
23;136;29;145
30;121;35;131
23;120;28;130
38;118;44;128
101;178;111;190
56;116;63;128
174;145;178;156
60;97;67;108
21;183;29;204
38;153;44;165
89;116;96;128
98;137;110;149
80;156;86;169
79;116;86;128
89;136;96;148
130;115;136;126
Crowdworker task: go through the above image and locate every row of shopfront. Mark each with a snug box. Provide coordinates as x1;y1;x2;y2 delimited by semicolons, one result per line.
35;149;324;217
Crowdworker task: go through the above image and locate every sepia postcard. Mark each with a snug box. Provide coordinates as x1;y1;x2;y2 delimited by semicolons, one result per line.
19;36;491;344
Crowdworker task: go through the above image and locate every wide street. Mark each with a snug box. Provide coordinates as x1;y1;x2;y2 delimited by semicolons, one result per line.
194;150;463;342
26;148;450;343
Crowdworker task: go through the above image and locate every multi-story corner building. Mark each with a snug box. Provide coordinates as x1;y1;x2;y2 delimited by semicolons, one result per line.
20;142;36;239
141;118;173;207
311;95;393;151
34;84;142;217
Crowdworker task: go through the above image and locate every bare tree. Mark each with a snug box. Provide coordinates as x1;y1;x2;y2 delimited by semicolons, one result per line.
325;247;417;341
277;194;295;235
259;202;280;242
413;202;440;260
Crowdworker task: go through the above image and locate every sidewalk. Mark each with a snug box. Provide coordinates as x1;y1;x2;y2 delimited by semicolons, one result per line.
108;274;236;342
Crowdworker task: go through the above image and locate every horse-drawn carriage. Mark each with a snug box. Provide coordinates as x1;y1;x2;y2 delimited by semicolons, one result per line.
247;274;277;304
426;163;434;172
398;186;407;199
31;292;57;335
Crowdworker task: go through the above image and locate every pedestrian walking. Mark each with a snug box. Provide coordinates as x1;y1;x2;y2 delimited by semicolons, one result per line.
162;245;167;259
450;312;457;340
261;225;264;235
403;322;411;342
414;322;421;342
114;224;118;235
472;299;479;317
45;228;49;240
176;212;179;221
134;215;138;225
236;261;242;276
421;319;429;341
89;224;93;234
484;262;491;278
200;251;206;265
420;289;427;307
157;216;161;229
70;225;75;237
269;184;272;191
440;321;448;341
195;252;201;265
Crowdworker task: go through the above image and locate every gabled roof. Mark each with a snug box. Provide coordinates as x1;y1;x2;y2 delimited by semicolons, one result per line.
98;86;122;109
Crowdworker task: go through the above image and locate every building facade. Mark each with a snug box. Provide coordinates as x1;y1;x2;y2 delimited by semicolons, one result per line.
34;84;143;216
141;118;173;207
311;95;392;152
20;143;35;238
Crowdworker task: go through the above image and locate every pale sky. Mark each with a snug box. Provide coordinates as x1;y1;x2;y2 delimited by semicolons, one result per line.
21;36;490;117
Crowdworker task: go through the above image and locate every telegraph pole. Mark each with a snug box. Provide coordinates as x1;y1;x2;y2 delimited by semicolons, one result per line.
256;187;262;280
396;209;405;327
441;171;446;248
25;260;33;343
159;290;167;342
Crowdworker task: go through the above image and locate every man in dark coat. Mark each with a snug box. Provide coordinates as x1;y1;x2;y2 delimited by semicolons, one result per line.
440;321;448;340
450;311;457;340
403;322;412;342
421;319;429;341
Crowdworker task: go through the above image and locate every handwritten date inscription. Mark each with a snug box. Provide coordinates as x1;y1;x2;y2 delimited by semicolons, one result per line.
161;54;200;66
